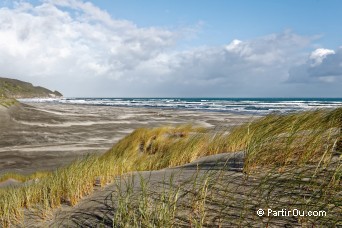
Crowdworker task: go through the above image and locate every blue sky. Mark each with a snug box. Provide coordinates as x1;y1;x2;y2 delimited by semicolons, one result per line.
77;0;342;48
0;0;341;97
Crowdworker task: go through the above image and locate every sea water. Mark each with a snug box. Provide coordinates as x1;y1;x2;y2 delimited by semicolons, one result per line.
19;97;342;115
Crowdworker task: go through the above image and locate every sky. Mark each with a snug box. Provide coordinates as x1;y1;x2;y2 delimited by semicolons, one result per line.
0;0;341;97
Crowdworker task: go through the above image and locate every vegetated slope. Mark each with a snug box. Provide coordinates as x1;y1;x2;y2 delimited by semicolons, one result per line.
0;77;62;98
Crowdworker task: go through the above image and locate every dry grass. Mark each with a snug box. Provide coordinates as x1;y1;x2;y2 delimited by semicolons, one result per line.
226;108;341;171
64;162;341;227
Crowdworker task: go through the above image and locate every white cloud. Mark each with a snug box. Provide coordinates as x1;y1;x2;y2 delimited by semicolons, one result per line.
0;0;178;81
110;31;314;97
225;39;243;52
288;47;342;85
0;1;339;97
309;48;335;66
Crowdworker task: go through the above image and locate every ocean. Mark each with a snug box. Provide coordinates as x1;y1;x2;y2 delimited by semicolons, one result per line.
19;97;342;115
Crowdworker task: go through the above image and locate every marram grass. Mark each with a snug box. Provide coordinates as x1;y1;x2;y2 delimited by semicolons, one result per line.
0;108;341;227
63;160;341;227
228;108;341;171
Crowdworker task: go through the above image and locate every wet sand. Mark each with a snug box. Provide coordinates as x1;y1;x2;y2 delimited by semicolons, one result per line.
0;102;256;175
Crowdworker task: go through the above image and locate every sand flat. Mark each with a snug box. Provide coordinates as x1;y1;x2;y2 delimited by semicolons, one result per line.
0;102;257;175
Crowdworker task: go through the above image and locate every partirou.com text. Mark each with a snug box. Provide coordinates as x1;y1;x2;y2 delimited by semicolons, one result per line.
256;208;326;217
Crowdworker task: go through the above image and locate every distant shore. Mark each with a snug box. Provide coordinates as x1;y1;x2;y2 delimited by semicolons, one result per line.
0;102;256;175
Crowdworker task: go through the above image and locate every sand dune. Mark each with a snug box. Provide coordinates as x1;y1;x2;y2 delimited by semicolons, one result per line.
26;152;249;227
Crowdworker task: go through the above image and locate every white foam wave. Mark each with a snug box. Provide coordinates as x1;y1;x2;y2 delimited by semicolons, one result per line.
19;98;342;115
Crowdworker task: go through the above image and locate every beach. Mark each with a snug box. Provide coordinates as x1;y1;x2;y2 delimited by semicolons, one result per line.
0;102;256;175
0;101;340;227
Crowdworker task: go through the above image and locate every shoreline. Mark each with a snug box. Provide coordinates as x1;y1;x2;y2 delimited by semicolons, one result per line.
18;97;342;115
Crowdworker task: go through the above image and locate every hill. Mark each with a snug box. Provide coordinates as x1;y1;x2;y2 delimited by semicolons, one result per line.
0;77;62;98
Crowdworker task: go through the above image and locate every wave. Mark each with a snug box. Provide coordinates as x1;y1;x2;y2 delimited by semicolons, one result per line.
18;98;342;115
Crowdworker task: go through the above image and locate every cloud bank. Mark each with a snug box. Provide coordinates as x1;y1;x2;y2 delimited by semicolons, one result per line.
0;0;340;97
288;47;342;84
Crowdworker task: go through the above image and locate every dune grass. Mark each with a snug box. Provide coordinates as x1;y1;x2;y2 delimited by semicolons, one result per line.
0;97;17;108
0;108;341;227
64;160;341;227
227;108;341;171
